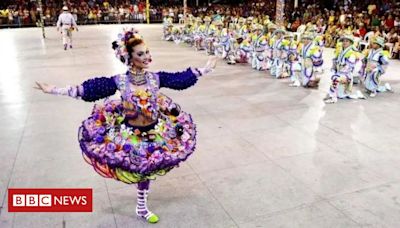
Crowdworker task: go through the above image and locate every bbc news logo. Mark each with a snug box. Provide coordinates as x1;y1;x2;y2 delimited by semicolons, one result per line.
8;189;92;212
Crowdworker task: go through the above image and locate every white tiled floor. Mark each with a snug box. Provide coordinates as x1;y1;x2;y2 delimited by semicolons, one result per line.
0;24;400;227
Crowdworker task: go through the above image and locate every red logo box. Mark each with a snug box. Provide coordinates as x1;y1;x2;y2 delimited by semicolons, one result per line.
8;189;93;212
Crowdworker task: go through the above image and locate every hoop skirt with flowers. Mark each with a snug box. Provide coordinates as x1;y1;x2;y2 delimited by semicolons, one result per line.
77;69;200;184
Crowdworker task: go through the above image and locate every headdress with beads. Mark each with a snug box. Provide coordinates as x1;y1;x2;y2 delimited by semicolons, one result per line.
111;27;142;66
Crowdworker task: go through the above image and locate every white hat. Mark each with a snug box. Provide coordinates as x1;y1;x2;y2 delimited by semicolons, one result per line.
372;36;385;47
339;34;354;43
62;6;68;11
301;32;314;40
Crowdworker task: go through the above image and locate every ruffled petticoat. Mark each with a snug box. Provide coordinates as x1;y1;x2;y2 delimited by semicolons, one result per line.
78;94;196;184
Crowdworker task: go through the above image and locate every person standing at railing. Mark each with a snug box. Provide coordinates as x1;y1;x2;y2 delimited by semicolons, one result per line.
57;6;78;50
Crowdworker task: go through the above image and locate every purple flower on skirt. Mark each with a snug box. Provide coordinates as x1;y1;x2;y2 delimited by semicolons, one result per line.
121;160;130;169
105;105;114;112
95;135;104;143
106;158;118;168
97;127;106;135
130;156;143;166
129;164;138;171
107;143;116;152
147;143;156;153
123;143;133;152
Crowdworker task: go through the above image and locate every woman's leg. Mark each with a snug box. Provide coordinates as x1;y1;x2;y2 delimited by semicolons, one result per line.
136;180;159;223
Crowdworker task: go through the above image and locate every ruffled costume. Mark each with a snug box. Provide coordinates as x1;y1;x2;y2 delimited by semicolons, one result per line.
77;69;202;184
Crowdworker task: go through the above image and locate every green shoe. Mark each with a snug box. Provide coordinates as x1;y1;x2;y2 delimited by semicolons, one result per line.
137;210;159;224
146;213;159;224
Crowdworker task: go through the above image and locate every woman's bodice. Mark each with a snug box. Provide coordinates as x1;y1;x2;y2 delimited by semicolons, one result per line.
115;71;160;124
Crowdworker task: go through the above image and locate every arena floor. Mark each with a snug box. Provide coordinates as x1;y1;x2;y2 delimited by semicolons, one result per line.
1;24;400;228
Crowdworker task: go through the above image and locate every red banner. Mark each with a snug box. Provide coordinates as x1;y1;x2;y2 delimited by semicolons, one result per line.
8;189;93;212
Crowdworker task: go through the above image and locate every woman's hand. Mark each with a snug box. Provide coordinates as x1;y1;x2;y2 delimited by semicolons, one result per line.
205;56;218;70
34;81;54;93
194;56;218;76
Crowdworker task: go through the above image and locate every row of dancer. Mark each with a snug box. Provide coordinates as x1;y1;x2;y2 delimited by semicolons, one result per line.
162;15;324;88
163;15;393;104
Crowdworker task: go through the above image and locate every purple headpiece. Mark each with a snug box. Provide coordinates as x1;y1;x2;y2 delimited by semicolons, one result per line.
112;27;142;66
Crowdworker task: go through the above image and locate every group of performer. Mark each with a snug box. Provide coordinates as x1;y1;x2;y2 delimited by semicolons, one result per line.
162;15;393;104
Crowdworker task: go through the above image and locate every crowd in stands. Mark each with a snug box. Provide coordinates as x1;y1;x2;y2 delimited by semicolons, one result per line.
282;0;400;58
0;0;177;26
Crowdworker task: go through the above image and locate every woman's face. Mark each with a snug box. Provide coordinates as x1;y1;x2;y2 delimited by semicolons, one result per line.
131;43;152;69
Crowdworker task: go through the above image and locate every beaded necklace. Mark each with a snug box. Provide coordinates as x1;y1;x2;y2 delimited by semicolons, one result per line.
128;68;147;86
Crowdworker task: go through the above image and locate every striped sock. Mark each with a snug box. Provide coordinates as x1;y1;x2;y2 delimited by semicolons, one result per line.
136;187;159;223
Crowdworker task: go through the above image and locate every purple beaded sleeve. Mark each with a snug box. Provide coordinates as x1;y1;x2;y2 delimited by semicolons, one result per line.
157;68;199;90
81;77;118;102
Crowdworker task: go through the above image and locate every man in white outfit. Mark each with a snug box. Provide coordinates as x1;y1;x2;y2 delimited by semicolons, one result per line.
57;6;78;50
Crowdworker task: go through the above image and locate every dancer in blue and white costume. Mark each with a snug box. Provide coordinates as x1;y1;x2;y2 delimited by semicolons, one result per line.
251;24;268;71
182;22;194;46
162;17;174;41
282;33;301;86
309;28;325;73
194;17;208;51
264;24;276;71
270;28;286;78
205;20;223;55
298;32;323;88
362;36;393;97
217;25;237;64
324;34;365;103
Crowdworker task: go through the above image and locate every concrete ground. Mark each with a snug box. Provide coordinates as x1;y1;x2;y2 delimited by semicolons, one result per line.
1;24;400;228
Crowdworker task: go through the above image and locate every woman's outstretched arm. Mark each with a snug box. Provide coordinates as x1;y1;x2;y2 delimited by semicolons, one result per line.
157;56;217;90
35;76;118;102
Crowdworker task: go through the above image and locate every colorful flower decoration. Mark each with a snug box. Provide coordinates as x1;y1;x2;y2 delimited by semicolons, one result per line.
79;96;197;183
112;27;142;66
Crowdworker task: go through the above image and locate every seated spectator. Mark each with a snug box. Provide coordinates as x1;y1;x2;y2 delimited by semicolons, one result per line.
385;27;398;57
384;14;395;31
354;23;367;38
385;27;398;43
371;15;380;27
373;26;382;37
291;17;301;32
392;37;400;59
395;16;400;28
